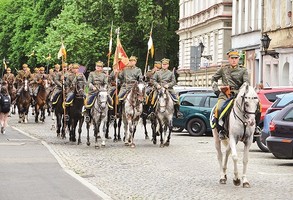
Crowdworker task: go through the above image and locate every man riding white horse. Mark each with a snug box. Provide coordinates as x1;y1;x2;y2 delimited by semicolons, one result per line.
211;49;261;140
152;58;183;119
117;56;143;117
85;61;109;121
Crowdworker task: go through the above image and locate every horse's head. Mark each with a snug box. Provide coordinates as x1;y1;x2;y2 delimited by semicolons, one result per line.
24;79;28;91
97;88;108;109
157;87;169;112
136;82;145;103
236;84;259;126
40;76;48;88
75;76;86;97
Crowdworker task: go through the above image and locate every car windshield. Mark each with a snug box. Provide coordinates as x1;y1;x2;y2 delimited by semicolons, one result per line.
273;93;293;108
265;91;293;103
181;96;203;107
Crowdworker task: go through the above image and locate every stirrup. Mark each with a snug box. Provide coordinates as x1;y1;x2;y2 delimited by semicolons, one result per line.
64;114;69;122
254;126;261;137
218;130;227;140
176;111;183;119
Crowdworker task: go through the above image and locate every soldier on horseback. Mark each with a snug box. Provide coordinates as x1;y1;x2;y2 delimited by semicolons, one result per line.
15;63;34;104
3;68;15;85
50;64;63;105
31;67;48;99
84;61;108;121
152;58;183;118
64;63;86;120
117;56;143;117
211;49;261;140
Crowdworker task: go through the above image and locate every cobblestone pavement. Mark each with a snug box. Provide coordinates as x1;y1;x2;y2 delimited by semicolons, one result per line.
8;113;293;200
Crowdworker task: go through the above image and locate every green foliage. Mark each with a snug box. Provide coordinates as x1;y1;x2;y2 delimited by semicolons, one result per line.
0;0;179;73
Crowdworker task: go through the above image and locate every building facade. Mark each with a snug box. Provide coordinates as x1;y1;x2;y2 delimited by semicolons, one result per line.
177;0;233;86
262;0;293;86
231;0;263;88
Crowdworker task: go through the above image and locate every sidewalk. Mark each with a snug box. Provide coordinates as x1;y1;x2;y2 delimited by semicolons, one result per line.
0;126;110;200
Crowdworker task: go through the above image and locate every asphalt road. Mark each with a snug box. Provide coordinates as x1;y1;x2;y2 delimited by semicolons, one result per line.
6;112;293;200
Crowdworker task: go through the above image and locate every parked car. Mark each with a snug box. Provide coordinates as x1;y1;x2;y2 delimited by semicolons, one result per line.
174;86;213;96
257;87;293;126
259;92;293;152
266;103;293;159
172;92;217;136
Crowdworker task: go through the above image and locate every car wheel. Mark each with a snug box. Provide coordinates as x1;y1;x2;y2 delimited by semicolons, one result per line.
256;137;269;152
186;118;206;136
172;127;184;132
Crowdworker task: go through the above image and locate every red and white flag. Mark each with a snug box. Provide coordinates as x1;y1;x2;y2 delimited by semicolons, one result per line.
113;38;128;71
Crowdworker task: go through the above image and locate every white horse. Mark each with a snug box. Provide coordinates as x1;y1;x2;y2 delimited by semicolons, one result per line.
122;82;145;148
211;83;259;188
153;87;174;147
86;86;108;148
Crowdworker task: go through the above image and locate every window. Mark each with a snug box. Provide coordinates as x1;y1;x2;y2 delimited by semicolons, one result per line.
283;108;293;122
204;96;218;108
181;96;203;107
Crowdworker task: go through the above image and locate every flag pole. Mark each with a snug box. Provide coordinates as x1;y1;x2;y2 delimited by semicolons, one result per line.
114;27;120;118
144;22;154;77
107;21;113;77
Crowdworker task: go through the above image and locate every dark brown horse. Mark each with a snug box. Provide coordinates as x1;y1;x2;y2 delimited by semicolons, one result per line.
34;77;48;123
17;79;31;123
68;78;86;143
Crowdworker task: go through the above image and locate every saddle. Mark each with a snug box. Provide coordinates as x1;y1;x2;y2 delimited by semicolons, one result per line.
52;92;62;105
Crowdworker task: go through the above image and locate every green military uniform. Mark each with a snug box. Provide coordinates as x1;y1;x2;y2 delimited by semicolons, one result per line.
88;71;107;94
3;69;15;85
118;64;143;100
211;64;249;118
15;65;33;95
31;67;48;96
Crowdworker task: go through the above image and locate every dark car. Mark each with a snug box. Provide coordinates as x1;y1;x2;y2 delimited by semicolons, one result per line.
174;86;213;96
257;87;293;126
173;92;217;136
266;104;293;159
259;92;293;152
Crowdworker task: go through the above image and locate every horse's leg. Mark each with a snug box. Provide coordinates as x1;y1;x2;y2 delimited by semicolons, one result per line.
212;128;228;184
123;117;129;146
242;137;253;188
35;106;39;123
101;120;107;147
158;119;164;148
56;114;61;137
142;115;149;140
118;117;122;141
151;118;157;145
164;120;173;147
86;120;91;146
229;136;241;186
71;119;77;142
105;114;110;139
77;118;83;145
94;122;100;148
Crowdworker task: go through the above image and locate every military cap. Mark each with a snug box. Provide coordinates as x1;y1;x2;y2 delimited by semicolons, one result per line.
154;61;162;68
6;68;11;72
227;49;240;58
62;62;68;68
54;64;60;69
96;61;104;67
161;58;170;64
72;63;80;69
39;67;45;71
22;63;28;68
129;56;137;61
34;67;39;72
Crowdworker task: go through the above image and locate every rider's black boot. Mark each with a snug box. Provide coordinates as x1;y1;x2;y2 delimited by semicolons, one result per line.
85;109;91;122
174;104;183;118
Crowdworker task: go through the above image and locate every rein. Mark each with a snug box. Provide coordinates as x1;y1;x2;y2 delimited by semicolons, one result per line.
232;92;258;141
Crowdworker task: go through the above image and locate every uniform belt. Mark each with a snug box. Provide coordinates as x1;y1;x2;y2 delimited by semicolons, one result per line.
230;86;239;90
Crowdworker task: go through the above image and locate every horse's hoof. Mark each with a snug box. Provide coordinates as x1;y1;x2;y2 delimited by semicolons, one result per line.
113;139;118;143
130;143;136;148
233;178;241;186
145;135;149;140
86;142;90;146
160;144;164;148
106;136;112;139
164;142;170;147
124;143;129;146
18;121;21;123
219;179;227;184
153;140;157;145
243;182;250;188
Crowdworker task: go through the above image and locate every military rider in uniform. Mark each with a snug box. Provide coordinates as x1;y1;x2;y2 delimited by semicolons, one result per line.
211;49;261;139
51;64;63;105
152;58;183;118
84;61;108;120
117;56;143;116
15;64;34;104
3;68;15;85
31;67;48;99
64;64;86;120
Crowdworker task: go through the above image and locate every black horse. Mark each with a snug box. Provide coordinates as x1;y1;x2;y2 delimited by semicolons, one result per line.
105;86;123;142
67;78;86;144
53;90;67;139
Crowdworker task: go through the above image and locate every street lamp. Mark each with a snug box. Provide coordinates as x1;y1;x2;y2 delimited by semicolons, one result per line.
260;33;279;59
